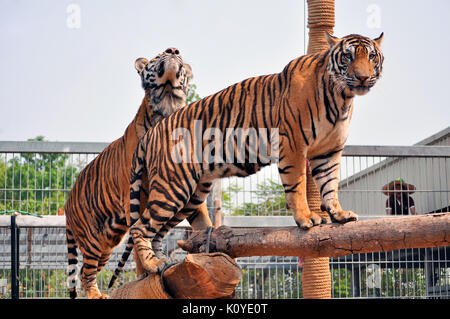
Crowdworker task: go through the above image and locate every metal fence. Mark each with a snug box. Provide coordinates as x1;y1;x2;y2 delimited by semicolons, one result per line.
0;141;449;299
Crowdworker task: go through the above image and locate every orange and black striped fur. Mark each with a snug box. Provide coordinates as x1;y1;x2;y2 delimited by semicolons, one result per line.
124;33;384;275
65;48;211;299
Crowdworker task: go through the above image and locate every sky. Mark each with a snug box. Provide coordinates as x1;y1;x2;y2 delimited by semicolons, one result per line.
0;0;449;146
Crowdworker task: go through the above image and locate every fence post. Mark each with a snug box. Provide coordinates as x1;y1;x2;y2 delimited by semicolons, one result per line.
206;189;215;225
10;214;20;299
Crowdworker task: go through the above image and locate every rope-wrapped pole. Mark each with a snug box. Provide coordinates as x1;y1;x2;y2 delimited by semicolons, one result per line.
303;0;335;299
303;165;332;299
306;0;335;54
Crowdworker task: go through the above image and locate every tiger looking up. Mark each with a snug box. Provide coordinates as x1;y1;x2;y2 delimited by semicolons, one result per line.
65;48;211;299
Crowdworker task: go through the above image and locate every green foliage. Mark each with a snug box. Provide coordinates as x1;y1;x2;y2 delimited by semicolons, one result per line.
331;268;352;298
222;179;287;216
9;268;138;298
237;265;302;299
0;136;80;215
186;83;201;105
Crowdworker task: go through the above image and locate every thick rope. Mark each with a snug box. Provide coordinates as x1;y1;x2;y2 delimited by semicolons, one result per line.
302;167;332;299
306;0;335;55
302;257;332;299
302;0;334;299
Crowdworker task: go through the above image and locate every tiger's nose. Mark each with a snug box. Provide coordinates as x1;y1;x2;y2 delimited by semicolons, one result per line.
356;74;369;82
165;47;180;55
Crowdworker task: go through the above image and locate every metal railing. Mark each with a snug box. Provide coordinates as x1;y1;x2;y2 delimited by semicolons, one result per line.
0;141;449;299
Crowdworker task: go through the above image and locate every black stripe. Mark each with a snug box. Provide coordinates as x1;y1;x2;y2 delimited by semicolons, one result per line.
283;181;301;193
295;101;309;146
148;200;177;214
310;148;343;161
315;166;338;180
307;53;320;68
130;204;140;212
68;258;78;265
311;162;328;177
189;197;204;205
322;189;334;198
322;75;337;126
312;163;339;178
130;190;140;200
307;100;316;140
319;178;337;196
283;99;297;150
278;165;294;175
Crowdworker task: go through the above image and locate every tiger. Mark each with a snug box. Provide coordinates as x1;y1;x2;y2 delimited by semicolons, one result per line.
64;47;211;299
122;32;384;276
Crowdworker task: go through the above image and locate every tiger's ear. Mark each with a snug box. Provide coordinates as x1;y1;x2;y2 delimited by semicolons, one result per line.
184;63;193;79
325;31;340;47
373;32;384;46
135;57;149;74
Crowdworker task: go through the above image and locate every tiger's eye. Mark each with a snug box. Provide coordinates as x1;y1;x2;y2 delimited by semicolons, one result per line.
344;53;352;61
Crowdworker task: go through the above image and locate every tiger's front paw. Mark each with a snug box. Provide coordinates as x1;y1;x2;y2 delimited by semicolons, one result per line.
321;200;358;224
328;208;358;224
294;211;328;230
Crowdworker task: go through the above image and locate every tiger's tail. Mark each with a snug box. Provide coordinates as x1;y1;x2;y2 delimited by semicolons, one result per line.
66;227;79;299
108;143;145;288
108;236;134;288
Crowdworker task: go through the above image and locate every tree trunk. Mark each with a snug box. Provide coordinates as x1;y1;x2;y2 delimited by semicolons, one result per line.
111;252;241;299
178;213;450;258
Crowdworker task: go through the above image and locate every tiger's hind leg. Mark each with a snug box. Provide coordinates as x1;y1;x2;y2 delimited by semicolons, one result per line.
151;182;213;259
129;187;184;274
186;202;212;231
79;251;109;299
94;252;113;298
184;180;213;231
309;149;358;223
130;214;170;274
67;220;109;299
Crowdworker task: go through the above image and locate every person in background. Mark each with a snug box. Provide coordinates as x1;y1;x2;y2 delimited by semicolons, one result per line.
382;178;416;215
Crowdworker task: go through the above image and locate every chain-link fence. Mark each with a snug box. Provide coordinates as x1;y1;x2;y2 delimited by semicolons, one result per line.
1;220;448;299
0;138;449;299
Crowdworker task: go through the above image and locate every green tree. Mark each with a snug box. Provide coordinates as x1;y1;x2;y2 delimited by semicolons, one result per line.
0;136;80;215
186;83;201;104
222;179;287;216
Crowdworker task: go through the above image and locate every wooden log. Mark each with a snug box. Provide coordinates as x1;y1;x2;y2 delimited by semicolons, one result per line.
178;213;450;258
111;252;241;299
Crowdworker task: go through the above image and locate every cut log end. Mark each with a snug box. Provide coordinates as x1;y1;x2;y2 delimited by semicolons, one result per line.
177;239;191;252
111;252;242;299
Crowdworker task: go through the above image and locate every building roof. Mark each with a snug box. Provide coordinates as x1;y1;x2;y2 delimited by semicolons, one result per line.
415;126;450;146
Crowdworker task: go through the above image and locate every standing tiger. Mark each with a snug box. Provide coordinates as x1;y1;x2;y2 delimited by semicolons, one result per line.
122;33;384;275
65;48;211;299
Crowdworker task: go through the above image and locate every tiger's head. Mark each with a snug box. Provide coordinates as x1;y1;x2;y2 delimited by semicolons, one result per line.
325;33;384;96
135;48;193;117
